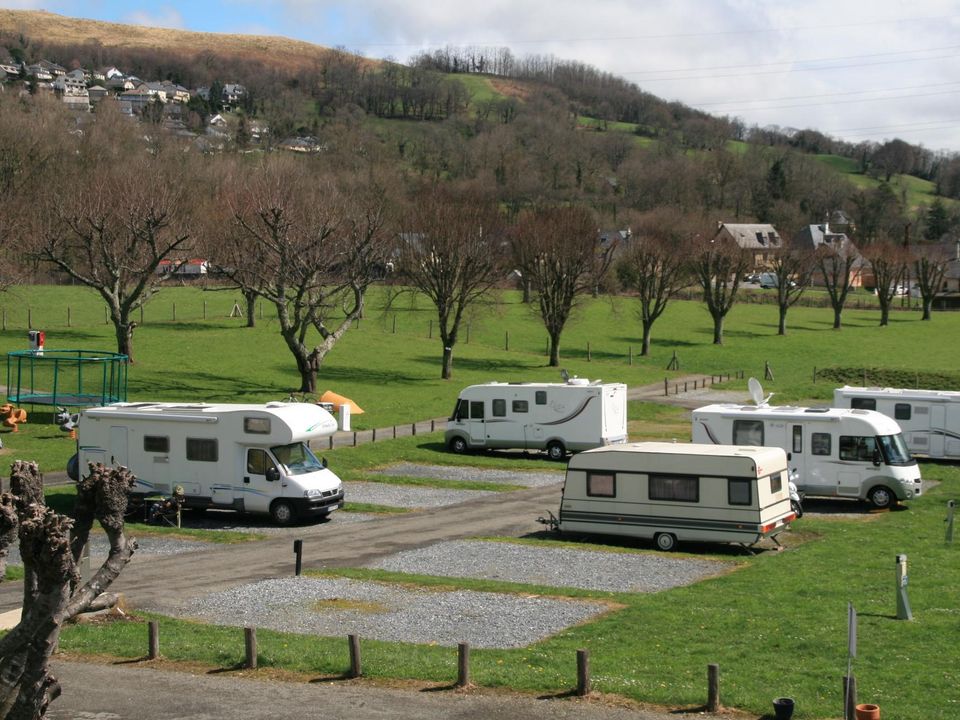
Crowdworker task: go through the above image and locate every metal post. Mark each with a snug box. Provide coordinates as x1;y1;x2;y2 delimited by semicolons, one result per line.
707;663;720;712
293;539;303;576
348;634;362;678
896;554;912;620
844;675;857;720
947;500;956;544
244;627;257;669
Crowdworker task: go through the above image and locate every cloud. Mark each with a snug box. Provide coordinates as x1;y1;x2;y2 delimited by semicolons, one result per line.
122;5;186;30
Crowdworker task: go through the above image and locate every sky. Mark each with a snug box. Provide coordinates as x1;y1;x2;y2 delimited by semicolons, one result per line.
7;0;960;153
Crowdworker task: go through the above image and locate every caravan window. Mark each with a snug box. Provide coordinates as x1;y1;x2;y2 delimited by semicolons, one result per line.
535;391;547;405
894;403;911;420
851;398;876;410
244;417;271;434
143;435;169;453
733;419;764;446
649;474;699;503
811;432;832;456
792;425;803;453
840;435;877;462
247;449;274;475
470;401;484;420
186;438;218;462
587;472;616;497
769;471;783;494
492;399;507;417
512;400;529;413
728;479;752;506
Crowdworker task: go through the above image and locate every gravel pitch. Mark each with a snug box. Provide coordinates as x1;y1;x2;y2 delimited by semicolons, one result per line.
6;534;210;567
175;508;377;534
371;463;563;487
345;481;495;508
367;539;728;593
176;576;609;649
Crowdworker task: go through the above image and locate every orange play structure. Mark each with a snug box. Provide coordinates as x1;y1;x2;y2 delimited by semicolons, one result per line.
1;404;28;432
319;391;364;414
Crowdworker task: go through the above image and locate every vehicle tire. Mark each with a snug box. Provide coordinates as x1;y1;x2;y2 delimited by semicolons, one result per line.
66;453;79;482
868;486;895;509
791;499;804;518
448;436;469;454
270;500;297;526
655;532;677;551
546;441;567;461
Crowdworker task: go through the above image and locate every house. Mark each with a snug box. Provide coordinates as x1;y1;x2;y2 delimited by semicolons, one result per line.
156;258;209;278
87;85;109;102
793;223;867;288
222;83;246;108
118;85;155;112
106;75;136;92
0;55;19;77
714;222;782;268
52;73;87;96
598;228;631;257
159;81;190;103
24;63;53;82
142;82;169;103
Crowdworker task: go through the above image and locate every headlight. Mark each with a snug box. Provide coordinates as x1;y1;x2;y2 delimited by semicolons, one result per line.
304;488;322;497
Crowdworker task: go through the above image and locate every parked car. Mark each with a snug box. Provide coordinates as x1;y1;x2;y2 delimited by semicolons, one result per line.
759;273;796;289
744;273;761;284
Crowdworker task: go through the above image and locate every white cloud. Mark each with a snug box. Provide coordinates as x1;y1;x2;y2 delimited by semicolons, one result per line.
122;5;186;30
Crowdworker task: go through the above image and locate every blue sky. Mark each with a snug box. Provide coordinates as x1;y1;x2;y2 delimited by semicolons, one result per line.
7;0;960;152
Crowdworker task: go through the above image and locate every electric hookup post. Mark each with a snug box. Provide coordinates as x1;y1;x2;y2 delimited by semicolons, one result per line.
293;539;303;576
947;500;956;544
896;554;912;621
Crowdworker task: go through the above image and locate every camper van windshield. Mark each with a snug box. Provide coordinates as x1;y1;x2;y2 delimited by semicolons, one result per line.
877;434;914;466
270;442;325;476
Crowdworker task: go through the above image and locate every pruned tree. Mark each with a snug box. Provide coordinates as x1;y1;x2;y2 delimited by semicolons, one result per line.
616;209;693;355
861;232;909;326
0;460;136;719
912;241;953;320
513;206;615;366
689;227;751;345
815;235;863;330
398;183;506;379
215;157;391;393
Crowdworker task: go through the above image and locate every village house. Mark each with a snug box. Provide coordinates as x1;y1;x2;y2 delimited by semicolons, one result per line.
793;222;868;288
713;222;782;269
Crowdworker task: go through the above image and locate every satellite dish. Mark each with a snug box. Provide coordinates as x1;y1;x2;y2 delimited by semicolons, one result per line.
747;377;774;407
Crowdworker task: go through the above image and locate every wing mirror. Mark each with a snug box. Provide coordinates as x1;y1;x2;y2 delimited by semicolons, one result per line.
266;467;281;483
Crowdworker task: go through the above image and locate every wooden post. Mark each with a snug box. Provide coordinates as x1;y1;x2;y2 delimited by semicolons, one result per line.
329;436;334;450
844;674;857;720
28;308;32;328
173;302;176;321
393;425;397;439
707;663;720;712
372;428;377;442
664;378;668;397
140;305;144;324
293;539;303;576
67;306;71;327
203;300;207;320
348;634;362;678
429;320;433;338
148;620;160;660
412;422;417;436
456;642;470;688
628;346;633;365
431;420;435;432
587;341;591;361
244;627;257;669
505;331;509;351
392;315;397;334
353;431;358;447
576;649;590;696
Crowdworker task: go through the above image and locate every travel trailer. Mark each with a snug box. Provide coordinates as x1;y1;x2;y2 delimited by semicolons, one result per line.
833;386;960;460
68;401;344;525
445;378;627;459
541;441;796;551
692;381;922;508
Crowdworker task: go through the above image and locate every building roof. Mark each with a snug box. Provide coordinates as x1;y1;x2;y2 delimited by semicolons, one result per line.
716;223;782;250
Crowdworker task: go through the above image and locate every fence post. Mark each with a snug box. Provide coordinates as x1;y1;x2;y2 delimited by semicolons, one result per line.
587;341;591;361
372;428;377;442
431;420;435;432
412;422;417;436
707;663;720;712
173;302;176;322
293;539;303;576
348;634;362;678
457;642;470;688
148;620;160;659
576;649;591;696
28;308;32;328
353;432;358;447
505;331;509;351
329;436;334;450
67;306;71;327
244;627;257;669
429;320;433;338
664;378;668;397
392;315;397;334
203;300;207;320
393;425;397;439
628;346;633;365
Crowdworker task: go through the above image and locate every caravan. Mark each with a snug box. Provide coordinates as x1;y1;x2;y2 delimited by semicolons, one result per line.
69;401;344;525
543;442;796;551
445;378;627;459
833;386;960;460
692;385;922;508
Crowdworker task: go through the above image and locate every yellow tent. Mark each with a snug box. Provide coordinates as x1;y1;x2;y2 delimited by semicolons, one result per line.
319;391;364;415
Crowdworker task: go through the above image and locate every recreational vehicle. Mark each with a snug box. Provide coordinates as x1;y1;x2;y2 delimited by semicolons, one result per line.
69;401;344;525
445;378;627;459
833;386;960;460
691;400;922;508
543;442;795;551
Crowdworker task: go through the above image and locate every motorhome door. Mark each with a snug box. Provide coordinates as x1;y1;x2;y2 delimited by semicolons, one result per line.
242;448;278;513
109;426;128;467
930;405;946;457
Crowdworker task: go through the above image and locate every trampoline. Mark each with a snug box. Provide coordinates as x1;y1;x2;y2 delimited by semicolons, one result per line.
5;349;128;408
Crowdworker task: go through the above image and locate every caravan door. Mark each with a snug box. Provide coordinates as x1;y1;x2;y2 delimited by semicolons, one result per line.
109;426;128;467
930;405;946;457
241;448;277;513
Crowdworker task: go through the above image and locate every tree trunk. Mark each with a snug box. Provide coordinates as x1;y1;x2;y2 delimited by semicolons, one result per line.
297;351;319;394
833;308;843;329
114;319;135;363
244;290;257;328
879;304;890;327
777;305;787;336
441;345;454;380
712;314;724;345
922;298;932;320
548;333;560;367
641;322;653;356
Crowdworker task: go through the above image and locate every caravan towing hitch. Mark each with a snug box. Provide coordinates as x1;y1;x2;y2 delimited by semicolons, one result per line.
537;510;559;532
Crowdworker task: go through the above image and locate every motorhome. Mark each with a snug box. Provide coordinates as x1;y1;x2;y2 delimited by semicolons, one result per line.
542;442;795;551
69;401;344;525
691;397;922;508
833;386;960;460
445;378;627;459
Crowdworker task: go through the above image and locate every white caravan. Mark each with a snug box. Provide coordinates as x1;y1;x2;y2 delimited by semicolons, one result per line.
69;401;344;525
445;378;627;459
691;392;922;509
542;442;796;551
833;386;960;460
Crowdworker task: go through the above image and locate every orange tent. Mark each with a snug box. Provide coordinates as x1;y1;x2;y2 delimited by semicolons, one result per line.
319;391;364;415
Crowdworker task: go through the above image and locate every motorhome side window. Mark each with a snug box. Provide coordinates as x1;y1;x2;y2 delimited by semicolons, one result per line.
492;399;507;417
733;419;764;446
586;472;615;497
648;474;699;503
728;478;751;506
894;403;911;420
811;433;831;455
851;398;876;410
792;426;802;453
769;472;783;494
143;435;169;453
186;438;218;462
246;449;273;475
839;435;877;462
512;400;529;413
535;391;547;405
470;401;484;420
244;417;271;434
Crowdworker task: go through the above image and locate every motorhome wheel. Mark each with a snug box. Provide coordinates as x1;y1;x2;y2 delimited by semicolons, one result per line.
867;486;895;509
448;436;468;454
547;441;566;461
655;533;677;551
270;500;297;525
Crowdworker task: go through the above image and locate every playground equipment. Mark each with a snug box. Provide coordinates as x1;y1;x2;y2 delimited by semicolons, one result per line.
1;404;27;432
5;349;128;410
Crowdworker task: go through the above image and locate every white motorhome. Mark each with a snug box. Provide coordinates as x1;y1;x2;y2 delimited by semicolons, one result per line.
543;442;795;551
833;386;960;460
445;378;627;459
692;399;922;509
69;401;344;525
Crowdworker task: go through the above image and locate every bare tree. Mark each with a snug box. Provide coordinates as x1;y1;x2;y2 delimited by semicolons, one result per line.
912;240;954;320
0;460;136;719
815;236;863;330
398;183;506;379
861;233;909;326
616;209;693;355
690;228;751;344
513;206;614;366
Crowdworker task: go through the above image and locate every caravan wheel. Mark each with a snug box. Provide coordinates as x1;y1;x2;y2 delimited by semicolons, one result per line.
270;500;297;526
448;436;469;454
867;486;895;509
655;533;677;551
546;441;567;461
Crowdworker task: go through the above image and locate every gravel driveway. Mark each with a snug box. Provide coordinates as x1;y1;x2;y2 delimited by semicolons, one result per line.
371;463;564;487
